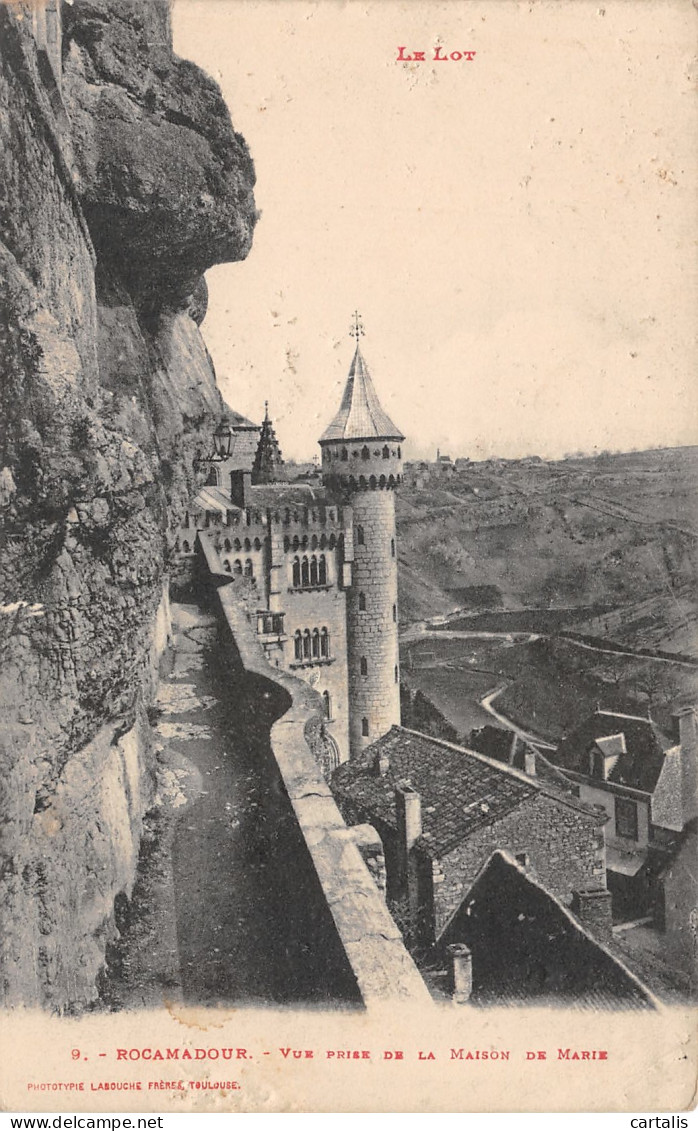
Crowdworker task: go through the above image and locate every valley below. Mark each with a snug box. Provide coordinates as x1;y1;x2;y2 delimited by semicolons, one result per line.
397;446;698;745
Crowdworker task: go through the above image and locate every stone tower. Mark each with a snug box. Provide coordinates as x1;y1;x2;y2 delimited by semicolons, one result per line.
319;316;404;757
252;402;286;484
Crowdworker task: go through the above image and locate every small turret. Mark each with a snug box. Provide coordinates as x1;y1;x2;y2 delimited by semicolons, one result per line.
252;402;287;484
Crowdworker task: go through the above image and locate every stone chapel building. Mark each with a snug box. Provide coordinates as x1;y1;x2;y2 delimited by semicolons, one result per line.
175;323;404;768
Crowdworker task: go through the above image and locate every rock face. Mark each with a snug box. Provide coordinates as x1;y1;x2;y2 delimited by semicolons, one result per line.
0;0;256;1009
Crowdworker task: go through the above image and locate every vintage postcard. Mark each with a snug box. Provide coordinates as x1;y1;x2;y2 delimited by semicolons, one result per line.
0;0;697;1115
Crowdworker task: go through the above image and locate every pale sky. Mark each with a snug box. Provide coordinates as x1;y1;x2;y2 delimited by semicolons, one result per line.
172;0;697;462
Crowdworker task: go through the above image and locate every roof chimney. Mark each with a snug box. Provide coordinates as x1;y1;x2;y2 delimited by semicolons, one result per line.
395;783;422;852
230;469;251;509
677;706;698;826
373;749;390;776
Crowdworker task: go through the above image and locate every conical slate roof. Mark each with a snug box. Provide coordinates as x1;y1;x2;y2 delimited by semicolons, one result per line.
320;345;404;443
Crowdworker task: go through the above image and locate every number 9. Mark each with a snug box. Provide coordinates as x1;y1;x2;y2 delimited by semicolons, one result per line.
71;1049;80;1060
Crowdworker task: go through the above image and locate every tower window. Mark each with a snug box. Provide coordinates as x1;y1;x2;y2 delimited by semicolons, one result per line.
362;717;369;737
294;631;302;661
254;537;261;551
341;447;348;462
224;538;232;552
233;538;241;552
320;627;329;657
292;556;301;587
361;445;370;461
303;629;312;660
398;446;402;459
323;690;331;719
301;556;310;586
223;560;231;573
312;629;320;659
244;538;251;552
318;554;327;584
359;591;366;611
310;555;319;586
356;525;365;546
244;559;253;578
394;665;399;683
392;604;397;622
233;559;243;575
382;445;390;459
391;538;396;558
360;656;368;676
182;541;190;554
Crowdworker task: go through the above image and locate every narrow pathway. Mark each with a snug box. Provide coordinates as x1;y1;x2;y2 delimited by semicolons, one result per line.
99;601;360;1011
479;685;556;750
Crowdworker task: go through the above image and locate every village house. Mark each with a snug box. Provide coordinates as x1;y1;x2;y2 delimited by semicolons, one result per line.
331;725;609;952
552;706;697;921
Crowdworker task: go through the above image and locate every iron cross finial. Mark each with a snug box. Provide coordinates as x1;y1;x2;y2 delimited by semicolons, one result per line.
350;310;365;343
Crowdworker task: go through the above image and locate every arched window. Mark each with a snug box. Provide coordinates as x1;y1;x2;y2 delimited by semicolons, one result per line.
369;475;377;489
359;591;366;611
284;536;290;552
301;556;310;587
356;525;365;546
294;631;302;661
174;538;180;552
244;538;251;552
360;656;368;676
393;604;397;622
292;556;301;587
382;445;390;459
362;717;369;737
311;534;318;550
359;475;367;489
322;691;331;719
224;538;232;551
234;538;242;552
361;445;370;461
254;537;261;550
391;538;396;558
395;665;399;683
310;556;319;586
318;554;327;584
329;533;336;550
341;447;348;462
303;629;312;660
379;475;386;488
292;535;300;551
312;629;320;659
182;540;190;553
244;559;253;578
233;559;243;575
223;560;231;573
320;628;329;657
398;446;402;459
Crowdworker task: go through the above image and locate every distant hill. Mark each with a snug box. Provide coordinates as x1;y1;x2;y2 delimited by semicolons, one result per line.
397;446;698;656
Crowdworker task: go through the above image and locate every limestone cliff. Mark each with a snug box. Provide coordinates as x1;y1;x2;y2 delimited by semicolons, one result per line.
0;0;256;1009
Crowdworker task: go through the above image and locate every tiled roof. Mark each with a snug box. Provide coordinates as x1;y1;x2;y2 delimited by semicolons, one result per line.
320;346;404;443
555;709;670;793
333;727;540;858
468;725;577;794
192;486;231;515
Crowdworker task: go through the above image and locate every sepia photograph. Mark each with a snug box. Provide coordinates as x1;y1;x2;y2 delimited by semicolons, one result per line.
0;0;696;1114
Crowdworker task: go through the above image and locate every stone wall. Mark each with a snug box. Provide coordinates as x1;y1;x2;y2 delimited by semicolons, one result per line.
214;584;432;1007
0;0;255;1009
